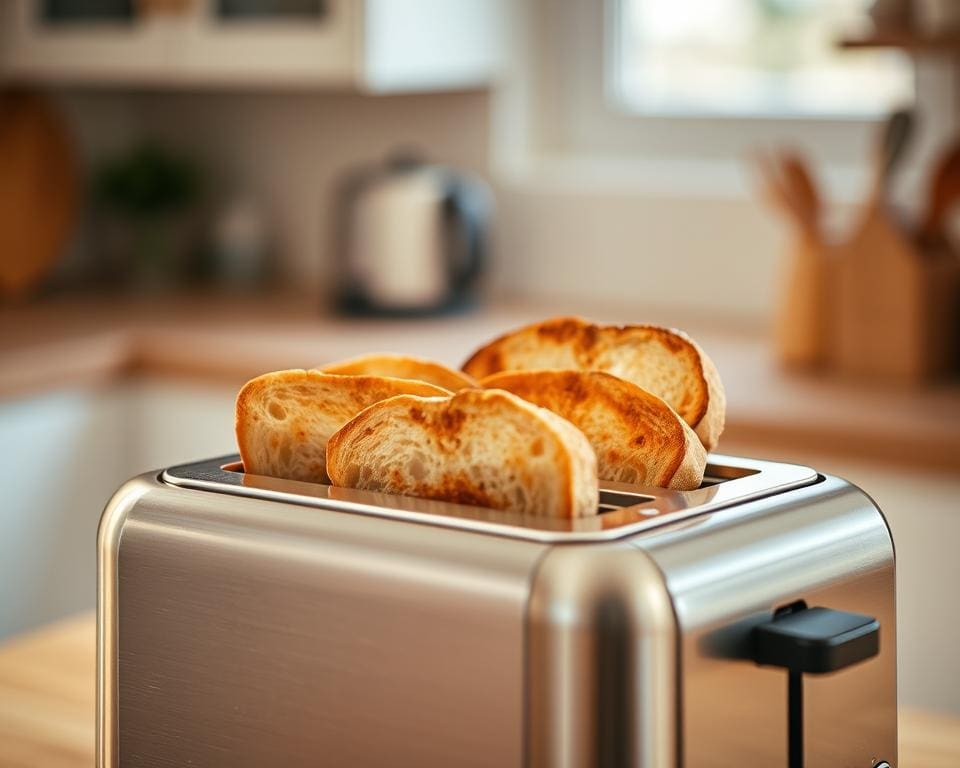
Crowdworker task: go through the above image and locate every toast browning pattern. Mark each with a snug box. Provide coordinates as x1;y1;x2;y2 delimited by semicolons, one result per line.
481;369;706;489
326;388;599;518
319;353;475;391
462;317;725;450
236;370;448;484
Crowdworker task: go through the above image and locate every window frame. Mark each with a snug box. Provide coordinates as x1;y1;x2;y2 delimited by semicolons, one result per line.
496;0;928;200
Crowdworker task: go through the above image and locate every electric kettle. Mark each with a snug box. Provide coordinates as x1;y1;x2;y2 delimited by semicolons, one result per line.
335;153;491;315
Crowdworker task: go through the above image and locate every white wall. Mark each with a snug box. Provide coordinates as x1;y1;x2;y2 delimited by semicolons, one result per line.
494;175;787;317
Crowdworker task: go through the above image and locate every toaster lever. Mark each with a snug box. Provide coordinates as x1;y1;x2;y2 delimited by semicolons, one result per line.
752;606;880;768
752;606;880;674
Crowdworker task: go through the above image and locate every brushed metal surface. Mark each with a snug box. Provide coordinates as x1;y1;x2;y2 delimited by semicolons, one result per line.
110;473;546;768
97;476;151;768
99;460;897;768
527;544;677;768
162;454;819;543
636;476;897;767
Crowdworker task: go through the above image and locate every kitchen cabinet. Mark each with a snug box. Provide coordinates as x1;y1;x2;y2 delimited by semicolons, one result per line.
0;378;236;640
0;0;503;92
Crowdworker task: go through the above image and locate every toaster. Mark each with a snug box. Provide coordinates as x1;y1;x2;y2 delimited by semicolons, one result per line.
97;454;896;767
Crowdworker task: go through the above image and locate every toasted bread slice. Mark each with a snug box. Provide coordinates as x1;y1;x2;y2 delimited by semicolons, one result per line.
480;370;705;489
236;370;449;484
318;353;474;391
462;317;726;450
326;388;599;518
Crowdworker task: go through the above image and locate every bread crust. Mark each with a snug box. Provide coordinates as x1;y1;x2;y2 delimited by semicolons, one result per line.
236;369;448;484
690;338;726;452
326;388;599;518
319;353;474;392
481;369;705;489
462;316;725;450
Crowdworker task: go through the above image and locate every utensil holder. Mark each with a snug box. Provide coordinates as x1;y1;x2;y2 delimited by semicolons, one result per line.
774;237;833;370
834;206;959;382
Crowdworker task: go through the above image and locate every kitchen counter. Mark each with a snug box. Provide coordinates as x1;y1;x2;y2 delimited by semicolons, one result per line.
2;294;959;472
0;612;958;767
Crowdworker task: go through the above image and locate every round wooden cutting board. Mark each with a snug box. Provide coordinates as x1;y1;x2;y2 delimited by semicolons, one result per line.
0;90;78;301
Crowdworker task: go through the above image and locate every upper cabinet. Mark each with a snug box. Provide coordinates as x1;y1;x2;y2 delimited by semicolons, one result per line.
0;0;503;92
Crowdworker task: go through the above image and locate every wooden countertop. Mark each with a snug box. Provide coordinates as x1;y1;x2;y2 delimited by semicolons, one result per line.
2;294;959;472
0;612;957;767
0;615;93;768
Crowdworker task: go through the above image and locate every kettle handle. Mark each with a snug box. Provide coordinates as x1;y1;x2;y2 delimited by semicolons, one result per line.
442;175;489;298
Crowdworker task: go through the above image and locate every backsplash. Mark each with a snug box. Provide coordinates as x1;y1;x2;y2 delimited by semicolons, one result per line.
53;88;492;300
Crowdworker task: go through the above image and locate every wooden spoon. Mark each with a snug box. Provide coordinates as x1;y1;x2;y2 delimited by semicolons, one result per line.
919;140;960;248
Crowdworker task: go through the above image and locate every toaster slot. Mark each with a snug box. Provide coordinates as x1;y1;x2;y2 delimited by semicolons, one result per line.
219;461;754;492
162;453;819;543
598;489;657;515
700;463;760;487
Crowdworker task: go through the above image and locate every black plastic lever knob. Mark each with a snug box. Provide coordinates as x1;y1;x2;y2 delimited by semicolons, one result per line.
753;606;880;674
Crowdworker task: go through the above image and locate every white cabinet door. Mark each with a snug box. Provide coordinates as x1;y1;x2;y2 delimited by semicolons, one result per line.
0;378;238;640
0;386;129;639
126;378;237;472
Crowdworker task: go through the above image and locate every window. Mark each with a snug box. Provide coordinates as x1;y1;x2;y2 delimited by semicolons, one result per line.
503;0;927;193
611;0;913;118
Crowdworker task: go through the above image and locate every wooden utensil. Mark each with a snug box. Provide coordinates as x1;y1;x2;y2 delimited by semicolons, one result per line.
753;150;820;243
781;150;821;242
919;140;960;247
753;149;831;369
0;90;78;302
868;108;914;206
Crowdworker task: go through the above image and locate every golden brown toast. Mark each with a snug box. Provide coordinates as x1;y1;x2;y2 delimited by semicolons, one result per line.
318;353;474;391
462;317;725;450
236;370;448;484
326;388;599;518
481;370;705;489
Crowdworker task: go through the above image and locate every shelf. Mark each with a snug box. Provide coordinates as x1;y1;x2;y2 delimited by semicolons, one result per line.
838;31;960;54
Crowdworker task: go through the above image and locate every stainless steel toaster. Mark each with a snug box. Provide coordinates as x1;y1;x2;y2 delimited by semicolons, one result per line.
97;454;896;768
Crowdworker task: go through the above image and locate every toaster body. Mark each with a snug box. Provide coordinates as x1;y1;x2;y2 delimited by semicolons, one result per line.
98;455;896;767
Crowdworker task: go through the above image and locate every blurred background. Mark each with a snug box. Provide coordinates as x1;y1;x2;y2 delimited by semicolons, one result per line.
1;0;958;744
